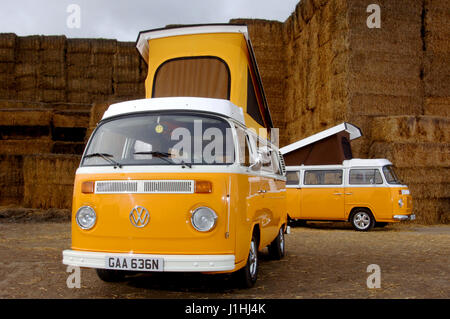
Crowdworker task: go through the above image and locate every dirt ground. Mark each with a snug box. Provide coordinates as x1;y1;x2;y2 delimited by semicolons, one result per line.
0;221;448;299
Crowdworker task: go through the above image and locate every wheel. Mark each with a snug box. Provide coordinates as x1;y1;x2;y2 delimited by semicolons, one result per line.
350;209;375;231
96;268;126;282
268;226;285;260
234;234;258;288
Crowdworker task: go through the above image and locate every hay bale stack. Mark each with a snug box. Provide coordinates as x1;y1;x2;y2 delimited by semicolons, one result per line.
423;0;450;117
23;154;80;209
282;0;350;147
0;155;23;205
14;35;42;101
66;38;117;103
231;19;288;137
112;43;145;99
38;36;67;103
0;33;17;100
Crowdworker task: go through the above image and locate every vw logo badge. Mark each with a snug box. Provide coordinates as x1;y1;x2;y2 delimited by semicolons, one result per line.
129;206;150;228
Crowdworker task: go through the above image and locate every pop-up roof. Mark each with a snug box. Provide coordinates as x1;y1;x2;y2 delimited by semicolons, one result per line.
135;24;273;134
280;122;362;166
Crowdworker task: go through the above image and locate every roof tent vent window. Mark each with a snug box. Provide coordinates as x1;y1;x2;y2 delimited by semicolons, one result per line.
152;56;230;100
246;69;265;126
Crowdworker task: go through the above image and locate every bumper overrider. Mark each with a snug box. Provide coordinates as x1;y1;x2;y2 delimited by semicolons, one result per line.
62;250;235;272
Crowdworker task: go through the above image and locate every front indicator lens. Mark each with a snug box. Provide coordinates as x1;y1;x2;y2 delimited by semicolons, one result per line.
76;206;97;230
191;207;217;232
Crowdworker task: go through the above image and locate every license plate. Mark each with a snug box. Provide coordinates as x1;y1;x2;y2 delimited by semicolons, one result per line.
105;256;164;272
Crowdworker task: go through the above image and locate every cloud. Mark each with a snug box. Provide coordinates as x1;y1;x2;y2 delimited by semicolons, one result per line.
0;0;298;41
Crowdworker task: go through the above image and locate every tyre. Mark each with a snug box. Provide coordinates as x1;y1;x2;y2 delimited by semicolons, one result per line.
96;268;126;282
268;226;285;260
350;209;375;231
234;234;258;288
375;222;388;228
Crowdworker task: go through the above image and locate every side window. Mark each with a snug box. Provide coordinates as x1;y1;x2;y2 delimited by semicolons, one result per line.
349;169;384;185
304;170;343;185
286;171;300;186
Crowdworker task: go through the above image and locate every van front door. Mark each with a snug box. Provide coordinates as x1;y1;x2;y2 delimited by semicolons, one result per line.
301;169;345;220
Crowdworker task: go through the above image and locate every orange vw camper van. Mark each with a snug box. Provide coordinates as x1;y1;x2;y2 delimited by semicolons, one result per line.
62;25;287;288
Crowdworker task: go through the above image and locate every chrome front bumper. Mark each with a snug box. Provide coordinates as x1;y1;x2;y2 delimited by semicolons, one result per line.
63;250;235;272
393;214;416;221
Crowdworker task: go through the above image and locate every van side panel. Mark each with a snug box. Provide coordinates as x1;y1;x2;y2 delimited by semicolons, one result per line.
344;187;392;220
302;187;345;220
286;188;301;219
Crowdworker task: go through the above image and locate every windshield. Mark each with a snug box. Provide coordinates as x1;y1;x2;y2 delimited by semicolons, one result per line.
382;165;401;184
82;112;235;167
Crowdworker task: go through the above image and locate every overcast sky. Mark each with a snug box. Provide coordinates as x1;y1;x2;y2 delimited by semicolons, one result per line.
0;0;299;42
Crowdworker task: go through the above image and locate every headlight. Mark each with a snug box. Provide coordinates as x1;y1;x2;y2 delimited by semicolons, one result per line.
398;199;404;208
191;207;217;232
76;206;97;230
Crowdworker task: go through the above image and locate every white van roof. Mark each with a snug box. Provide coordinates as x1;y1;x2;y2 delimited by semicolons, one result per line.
136;24;249;64
101;97;245;124
280;122;362;155
286;158;393;170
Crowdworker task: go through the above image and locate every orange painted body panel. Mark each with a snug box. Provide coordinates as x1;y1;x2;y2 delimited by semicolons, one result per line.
286;186;412;223
71;172;286;270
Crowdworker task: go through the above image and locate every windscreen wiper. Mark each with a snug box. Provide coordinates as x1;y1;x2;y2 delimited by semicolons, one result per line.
133;151;175;166
133;151;192;168
84;152;122;168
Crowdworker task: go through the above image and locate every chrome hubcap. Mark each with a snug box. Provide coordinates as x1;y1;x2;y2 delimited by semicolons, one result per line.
354;212;371;229
249;240;257;278
279;229;285;253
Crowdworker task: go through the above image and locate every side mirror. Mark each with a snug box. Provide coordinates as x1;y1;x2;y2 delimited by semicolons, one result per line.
249;156;263;171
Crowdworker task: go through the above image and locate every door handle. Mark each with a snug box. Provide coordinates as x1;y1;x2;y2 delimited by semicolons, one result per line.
333;193;343;195
345;193;353;195
258;190;267;193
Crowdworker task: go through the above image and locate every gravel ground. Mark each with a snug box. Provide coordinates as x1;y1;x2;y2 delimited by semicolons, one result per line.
0;221;448;299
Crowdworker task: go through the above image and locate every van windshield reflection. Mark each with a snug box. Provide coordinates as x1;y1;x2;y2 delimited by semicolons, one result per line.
82;113;235;167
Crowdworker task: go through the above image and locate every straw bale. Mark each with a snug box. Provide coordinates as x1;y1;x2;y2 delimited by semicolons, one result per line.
53;110;90;128
23;154;80;209
38;75;66;90
39;35;66;50
408;182;450;200
413;198;449;224
0;33;16;48
40;49;65;63
15;75;36;90
370;116;450;144
0;140;53;155
424;97;450;117
0;109;52;126
39;61;65;77
90;39;117;54
113;67;140;83
0;73;15;89
67;92;92;104
50;102;92;112
114;49;140;69
66;38;92;53
396;167;450;184
0;154;23;205
0;48;14;62
66;52;92;66
369;142;450;168
0;62;15;74
113;82;144;97
51;142;85;155
15;63;37;77
40;89;66;103
17;89;38;101
17;36;40;50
